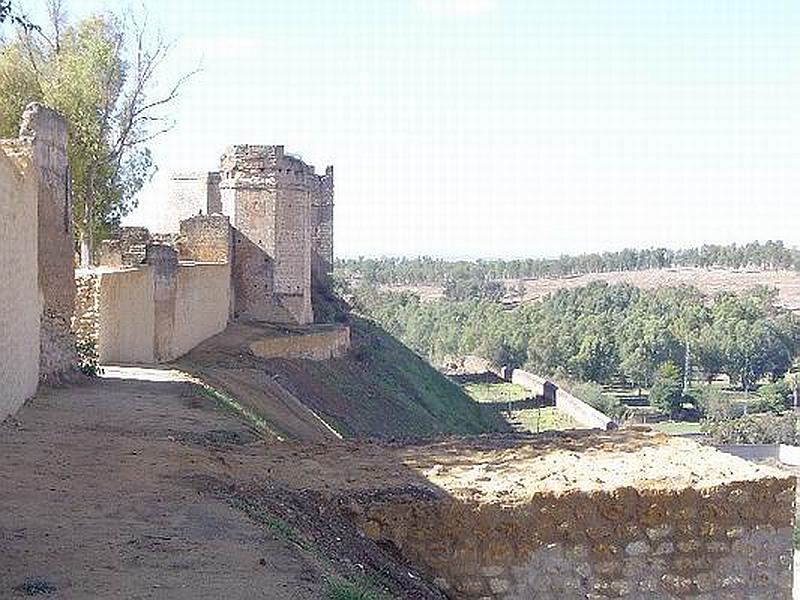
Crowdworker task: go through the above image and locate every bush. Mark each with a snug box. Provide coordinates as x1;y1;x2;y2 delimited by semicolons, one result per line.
752;381;790;414
76;340;101;377
694;386;739;421
649;362;684;417
702;412;797;444
571;381;625;420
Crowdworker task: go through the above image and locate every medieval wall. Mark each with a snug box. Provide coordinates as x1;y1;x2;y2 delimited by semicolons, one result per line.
75;239;230;364
18;104;77;382
173;263;230;359
91;267;156;364
0;139;40;420
353;433;795;600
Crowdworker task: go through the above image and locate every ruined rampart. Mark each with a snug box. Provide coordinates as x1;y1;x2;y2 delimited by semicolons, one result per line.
0;135;40;420
249;325;350;361
75;239;230;364
345;432;795;600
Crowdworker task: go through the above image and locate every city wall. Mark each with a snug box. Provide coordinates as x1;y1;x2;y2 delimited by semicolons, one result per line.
352;433;795;600
0;135;40;420
0;103;77;419
75;255;230;365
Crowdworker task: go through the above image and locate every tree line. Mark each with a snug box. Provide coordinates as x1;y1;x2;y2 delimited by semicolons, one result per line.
356;282;800;395
337;241;800;287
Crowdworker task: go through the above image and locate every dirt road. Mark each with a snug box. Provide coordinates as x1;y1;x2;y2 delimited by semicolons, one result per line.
0;367;326;599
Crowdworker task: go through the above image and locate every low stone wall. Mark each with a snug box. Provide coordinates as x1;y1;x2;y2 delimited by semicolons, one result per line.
351;433;795;600
75;260;230;364
0;138;39;420
249;326;350;360
509;369;557;404
510;368;614;430
555;388;615;431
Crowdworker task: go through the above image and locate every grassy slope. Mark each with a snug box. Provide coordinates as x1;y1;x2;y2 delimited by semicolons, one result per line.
260;289;508;439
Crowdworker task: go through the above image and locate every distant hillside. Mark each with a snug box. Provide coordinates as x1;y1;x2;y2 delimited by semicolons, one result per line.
337;240;799;287
379;267;800;312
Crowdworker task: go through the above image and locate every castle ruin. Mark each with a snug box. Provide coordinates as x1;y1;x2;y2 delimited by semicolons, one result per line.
166;145;334;325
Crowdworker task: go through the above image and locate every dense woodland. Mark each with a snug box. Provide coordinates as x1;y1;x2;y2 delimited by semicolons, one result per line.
337;240;800;286
354;282;800;403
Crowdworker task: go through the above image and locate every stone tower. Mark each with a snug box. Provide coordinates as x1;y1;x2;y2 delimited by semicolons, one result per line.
218;145;331;325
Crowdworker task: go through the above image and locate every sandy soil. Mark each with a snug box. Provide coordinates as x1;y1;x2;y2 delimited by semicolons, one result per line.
0;367;326;600
233;431;785;508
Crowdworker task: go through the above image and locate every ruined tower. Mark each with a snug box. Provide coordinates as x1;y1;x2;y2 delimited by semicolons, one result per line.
167;145;333;326
310;166;334;286
217;145;330;325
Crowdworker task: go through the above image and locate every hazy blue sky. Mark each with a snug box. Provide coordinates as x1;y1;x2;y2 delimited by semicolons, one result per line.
63;0;800;258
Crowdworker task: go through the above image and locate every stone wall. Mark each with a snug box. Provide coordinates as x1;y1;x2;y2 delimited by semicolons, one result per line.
89;267;156;364
17;104;77;382
74;257;230;365
173;262;231;360
249;325;350;360
178;214;231;263
0;136;40;420
352;433;795;600
510;368;614;430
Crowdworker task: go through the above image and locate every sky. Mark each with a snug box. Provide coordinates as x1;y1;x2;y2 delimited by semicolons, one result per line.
59;0;800;258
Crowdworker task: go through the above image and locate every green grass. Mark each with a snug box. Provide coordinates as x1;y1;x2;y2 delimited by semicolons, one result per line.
198;386;286;440
294;315;508;437
649;421;703;435
326;578;386;600
463;382;530;404
508;407;580;433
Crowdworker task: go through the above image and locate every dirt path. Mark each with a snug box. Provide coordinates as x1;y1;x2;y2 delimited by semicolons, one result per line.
0;367;327;600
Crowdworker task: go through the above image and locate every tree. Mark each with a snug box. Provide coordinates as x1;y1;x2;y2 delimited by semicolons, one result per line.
649;362;684;417
785;360;800;410
0;1;195;265
0;1;37;31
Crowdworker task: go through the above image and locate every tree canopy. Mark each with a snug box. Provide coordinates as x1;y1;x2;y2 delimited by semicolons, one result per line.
0;1;193;264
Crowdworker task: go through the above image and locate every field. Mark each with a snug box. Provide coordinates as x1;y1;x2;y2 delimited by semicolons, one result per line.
461;381;581;433
382;267;800;310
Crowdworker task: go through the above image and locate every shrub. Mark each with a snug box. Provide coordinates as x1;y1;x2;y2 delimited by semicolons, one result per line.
702;412;797;445
571;381;625;420
752;381;790;414
326;579;384;600
76;340;101;377
694;386;739;421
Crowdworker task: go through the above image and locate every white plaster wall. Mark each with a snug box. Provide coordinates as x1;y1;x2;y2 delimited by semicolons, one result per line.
0;147;40;419
96;267;155;364
171;263;230;360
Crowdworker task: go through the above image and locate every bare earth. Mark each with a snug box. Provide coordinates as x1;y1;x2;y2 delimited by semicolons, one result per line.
0;367;326;600
383;268;800;310
1;363;786;599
